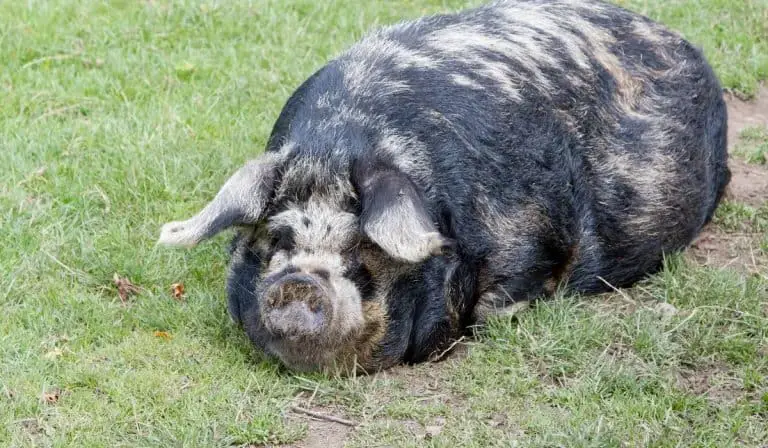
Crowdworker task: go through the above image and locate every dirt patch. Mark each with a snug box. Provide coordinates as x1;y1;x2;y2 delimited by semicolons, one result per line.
291;417;353;448
723;159;768;209
725;88;768;146
689;231;766;276
686;86;768;274
675;365;745;405
725;86;768;201
273;405;355;448
723;86;768;209
17;418;43;436
724;85;768;208
383;356;466;404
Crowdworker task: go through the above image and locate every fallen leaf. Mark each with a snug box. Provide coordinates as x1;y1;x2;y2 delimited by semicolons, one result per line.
171;282;185;300
113;273;141;303
42;388;61;404
153;331;172;340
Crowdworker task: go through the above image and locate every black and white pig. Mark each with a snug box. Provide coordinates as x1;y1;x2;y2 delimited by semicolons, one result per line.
158;0;730;374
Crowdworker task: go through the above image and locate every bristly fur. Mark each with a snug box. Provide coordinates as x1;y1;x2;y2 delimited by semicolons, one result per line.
160;0;730;374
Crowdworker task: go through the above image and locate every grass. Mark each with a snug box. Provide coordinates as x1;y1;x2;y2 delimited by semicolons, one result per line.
713;200;768;234
734;126;768;165
1;0;767;446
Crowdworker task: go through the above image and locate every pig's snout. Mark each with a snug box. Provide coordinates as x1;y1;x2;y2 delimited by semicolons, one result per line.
263;273;328;340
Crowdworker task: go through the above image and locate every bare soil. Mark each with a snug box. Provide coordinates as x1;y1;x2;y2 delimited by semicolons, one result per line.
287;415;354;448
267;405;354;448
688;86;768;274
725;88;768;147
723;87;768;209
722;159;768;209
675;364;745;405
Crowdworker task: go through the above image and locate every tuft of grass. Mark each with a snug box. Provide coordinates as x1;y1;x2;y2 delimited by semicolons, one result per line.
1;0;767;446
734;125;768;164
713;200;768;233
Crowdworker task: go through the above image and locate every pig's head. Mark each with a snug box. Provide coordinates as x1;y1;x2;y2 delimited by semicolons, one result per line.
157;149;453;373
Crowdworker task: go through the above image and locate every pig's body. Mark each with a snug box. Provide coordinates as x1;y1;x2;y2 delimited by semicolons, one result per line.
160;0;729;373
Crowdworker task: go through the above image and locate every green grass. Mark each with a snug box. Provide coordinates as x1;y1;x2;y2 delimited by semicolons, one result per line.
1;0;767;446
734;126;768;164
713;200;768;234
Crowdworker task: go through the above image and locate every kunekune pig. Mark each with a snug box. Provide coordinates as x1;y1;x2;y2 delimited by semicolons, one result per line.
158;0;730;374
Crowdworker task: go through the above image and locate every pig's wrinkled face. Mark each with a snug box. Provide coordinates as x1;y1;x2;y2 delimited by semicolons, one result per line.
157;151;452;373
263;199;361;338
239;195;383;372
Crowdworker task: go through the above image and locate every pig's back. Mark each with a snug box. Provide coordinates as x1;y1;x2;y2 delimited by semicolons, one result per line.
272;0;729;292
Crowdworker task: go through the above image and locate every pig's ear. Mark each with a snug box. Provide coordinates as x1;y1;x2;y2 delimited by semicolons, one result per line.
158;152;282;248
355;166;453;263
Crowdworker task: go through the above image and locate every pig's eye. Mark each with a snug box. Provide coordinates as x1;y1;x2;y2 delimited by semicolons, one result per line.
269;226;296;252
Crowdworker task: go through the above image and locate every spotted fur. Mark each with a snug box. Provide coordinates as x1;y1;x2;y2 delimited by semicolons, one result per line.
159;0;730;374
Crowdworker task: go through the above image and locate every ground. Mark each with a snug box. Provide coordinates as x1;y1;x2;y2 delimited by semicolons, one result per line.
1;1;767;447
688;89;768;276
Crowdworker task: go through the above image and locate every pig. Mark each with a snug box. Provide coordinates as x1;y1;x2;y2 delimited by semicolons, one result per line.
157;0;730;374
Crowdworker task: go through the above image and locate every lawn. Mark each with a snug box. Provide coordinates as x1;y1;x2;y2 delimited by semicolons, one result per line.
1;0;767;446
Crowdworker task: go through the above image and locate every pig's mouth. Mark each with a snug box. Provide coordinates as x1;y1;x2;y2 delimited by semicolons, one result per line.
263;301;327;341
262;318;347;372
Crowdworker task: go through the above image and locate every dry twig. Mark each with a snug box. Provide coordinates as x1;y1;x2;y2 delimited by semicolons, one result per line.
429;336;467;362
290;406;359;427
